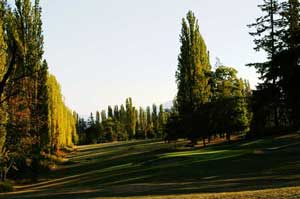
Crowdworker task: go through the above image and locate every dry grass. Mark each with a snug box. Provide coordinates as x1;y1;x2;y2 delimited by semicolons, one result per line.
104;186;300;199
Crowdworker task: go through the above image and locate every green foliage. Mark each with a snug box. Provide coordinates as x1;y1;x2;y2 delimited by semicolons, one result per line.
171;11;251;144
0;102;7;151
126;98;136;139
0;0;78;181
0;147;17;182
175;10;212;142
76;99;168;144
48;74;77;151
0;181;13;193
176;10;211;116
248;0;300;133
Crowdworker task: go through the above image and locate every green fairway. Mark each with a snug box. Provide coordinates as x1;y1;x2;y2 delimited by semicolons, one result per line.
1;133;300;199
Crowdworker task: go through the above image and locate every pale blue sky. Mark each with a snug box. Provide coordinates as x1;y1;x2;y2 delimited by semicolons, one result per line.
39;0;265;115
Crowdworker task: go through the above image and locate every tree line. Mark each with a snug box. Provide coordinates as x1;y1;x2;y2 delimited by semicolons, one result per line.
166;0;299;145
74;98;168;144
0;0;77;181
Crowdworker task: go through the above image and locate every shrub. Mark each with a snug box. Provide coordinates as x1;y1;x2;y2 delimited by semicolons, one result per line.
0;181;13;193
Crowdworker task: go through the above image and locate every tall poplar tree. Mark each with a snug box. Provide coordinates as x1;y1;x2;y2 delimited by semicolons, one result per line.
152;104;158;136
107;106;113;119
176;10;211;142
101;110;107;121
125;98;136;139
158;104;166;137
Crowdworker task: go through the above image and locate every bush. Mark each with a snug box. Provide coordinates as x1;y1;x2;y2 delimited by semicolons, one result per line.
0;181;13;193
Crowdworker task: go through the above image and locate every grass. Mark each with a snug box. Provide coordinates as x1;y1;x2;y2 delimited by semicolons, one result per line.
1;134;300;198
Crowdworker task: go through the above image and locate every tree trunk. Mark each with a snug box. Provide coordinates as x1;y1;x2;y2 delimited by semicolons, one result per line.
202;137;206;147
0;46;17;103
226;133;231;142
191;138;197;146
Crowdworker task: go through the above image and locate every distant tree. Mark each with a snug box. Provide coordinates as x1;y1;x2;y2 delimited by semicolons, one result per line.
88;113;95;127
101;110;107;122
108;106;113;119
113;105;119;121
85;113;97;144
96;111;100;125
102;118;116;142
146;106;154;138
158;104;166;137
136;107;146;139
152;104;159;137
125;98;136;139
119;104;126;124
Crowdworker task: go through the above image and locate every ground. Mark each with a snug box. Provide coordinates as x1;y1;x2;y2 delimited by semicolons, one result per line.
1;133;300;199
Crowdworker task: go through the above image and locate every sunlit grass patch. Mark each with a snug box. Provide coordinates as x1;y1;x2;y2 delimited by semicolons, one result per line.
1;134;300;199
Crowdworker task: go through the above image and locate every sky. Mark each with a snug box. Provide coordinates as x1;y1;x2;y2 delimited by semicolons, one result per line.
38;0;266;116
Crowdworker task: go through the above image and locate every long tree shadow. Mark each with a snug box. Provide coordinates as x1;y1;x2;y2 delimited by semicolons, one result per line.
2;135;300;199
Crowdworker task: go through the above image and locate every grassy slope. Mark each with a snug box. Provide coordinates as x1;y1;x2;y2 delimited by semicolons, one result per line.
1;133;300;199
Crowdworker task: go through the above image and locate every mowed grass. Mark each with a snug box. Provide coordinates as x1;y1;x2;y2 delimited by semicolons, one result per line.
1;133;300;199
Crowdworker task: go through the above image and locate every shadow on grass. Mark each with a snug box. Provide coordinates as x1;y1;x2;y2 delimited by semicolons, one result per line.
2;134;300;199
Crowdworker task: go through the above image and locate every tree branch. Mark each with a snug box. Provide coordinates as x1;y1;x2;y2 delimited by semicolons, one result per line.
0;43;16;102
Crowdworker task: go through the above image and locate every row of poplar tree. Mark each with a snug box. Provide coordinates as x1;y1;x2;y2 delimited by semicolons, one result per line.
74;98;168;144
167;0;300;145
0;0;77;180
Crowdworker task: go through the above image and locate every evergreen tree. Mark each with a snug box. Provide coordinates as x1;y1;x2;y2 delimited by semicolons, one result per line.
278;0;300;128
88;113;95;127
248;0;284;131
249;0;300;131
281;0;300;48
